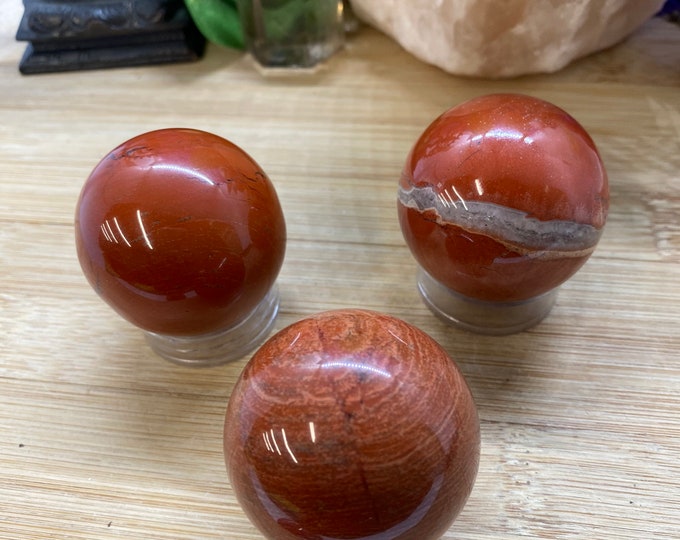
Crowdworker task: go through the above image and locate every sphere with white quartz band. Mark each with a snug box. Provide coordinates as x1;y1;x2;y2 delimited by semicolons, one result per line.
398;93;609;305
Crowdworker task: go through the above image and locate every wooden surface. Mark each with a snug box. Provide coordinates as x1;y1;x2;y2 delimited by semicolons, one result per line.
2;2;679;538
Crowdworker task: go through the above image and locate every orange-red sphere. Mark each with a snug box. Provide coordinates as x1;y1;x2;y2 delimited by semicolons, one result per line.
224;309;480;540
398;93;609;302
75;128;286;336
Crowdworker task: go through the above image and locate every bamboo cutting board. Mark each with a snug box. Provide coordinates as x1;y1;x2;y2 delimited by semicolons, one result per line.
1;2;679;538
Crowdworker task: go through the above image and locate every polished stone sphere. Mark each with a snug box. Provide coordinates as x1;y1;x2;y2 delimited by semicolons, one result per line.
224;309;480;540
398;93;609;303
75;128;286;337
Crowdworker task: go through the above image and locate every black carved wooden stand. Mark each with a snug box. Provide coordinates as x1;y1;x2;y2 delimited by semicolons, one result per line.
16;0;205;74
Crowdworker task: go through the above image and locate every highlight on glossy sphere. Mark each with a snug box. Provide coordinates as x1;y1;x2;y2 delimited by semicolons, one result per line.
398;93;609;334
74;128;286;365
224;309;480;540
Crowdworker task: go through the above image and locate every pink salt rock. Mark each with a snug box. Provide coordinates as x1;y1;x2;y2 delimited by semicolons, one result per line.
351;0;665;77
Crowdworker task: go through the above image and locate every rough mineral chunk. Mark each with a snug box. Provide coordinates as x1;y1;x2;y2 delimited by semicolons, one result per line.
350;0;665;77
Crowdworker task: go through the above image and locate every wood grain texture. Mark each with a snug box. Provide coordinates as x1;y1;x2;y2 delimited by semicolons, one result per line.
1;1;679;538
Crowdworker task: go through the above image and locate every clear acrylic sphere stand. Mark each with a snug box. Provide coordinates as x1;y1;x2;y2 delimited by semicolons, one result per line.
417;268;557;336
144;286;280;366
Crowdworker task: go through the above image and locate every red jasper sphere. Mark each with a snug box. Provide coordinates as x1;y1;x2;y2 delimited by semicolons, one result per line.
75;128;286;336
224;309;480;540
398;93;609;302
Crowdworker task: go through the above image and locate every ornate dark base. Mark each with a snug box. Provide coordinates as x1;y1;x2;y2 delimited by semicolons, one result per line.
16;0;205;74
